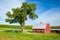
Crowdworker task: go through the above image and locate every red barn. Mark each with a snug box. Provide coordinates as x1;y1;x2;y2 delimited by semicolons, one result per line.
32;22;51;34
51;29;60;33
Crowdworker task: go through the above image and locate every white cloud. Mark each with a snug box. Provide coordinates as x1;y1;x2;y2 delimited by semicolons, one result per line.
0;0;60;26
0;0;26;24
35;7;60;26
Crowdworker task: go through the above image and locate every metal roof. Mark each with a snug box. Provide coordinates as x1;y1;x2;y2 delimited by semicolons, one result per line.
51;29;60;30
32;22;48;29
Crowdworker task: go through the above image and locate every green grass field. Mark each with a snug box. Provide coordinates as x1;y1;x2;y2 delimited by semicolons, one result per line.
0;31;60;40
0;25;32;30
0;24;60;40
51;26;60;29
0;25;60;30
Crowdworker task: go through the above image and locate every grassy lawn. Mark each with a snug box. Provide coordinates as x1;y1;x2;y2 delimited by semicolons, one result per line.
0;31;60;40
0;24;60;40
51;26;60;29
0;25;60;30
0;25;32;30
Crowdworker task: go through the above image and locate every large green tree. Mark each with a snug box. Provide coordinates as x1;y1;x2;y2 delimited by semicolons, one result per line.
5;2;38;32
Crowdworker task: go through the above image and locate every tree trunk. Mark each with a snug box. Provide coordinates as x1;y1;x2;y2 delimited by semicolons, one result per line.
20;23;25;33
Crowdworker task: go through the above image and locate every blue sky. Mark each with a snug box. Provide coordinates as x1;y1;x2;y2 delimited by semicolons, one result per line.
0;0;60;26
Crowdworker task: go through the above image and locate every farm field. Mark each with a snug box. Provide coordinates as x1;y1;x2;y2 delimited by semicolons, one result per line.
0;31;60;40
51;26;60;29
0;24;60;40
0;25;60;30
0;25;32;30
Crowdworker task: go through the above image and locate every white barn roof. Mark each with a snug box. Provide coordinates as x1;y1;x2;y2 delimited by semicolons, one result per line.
32;22;48;29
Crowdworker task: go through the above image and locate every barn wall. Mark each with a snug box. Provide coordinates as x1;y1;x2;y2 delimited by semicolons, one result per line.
51;30;60;33
51;30;56;33
32;29;45;33
59;30;60;33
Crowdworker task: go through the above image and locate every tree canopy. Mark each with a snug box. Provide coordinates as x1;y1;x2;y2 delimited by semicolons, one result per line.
5;2;38;32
